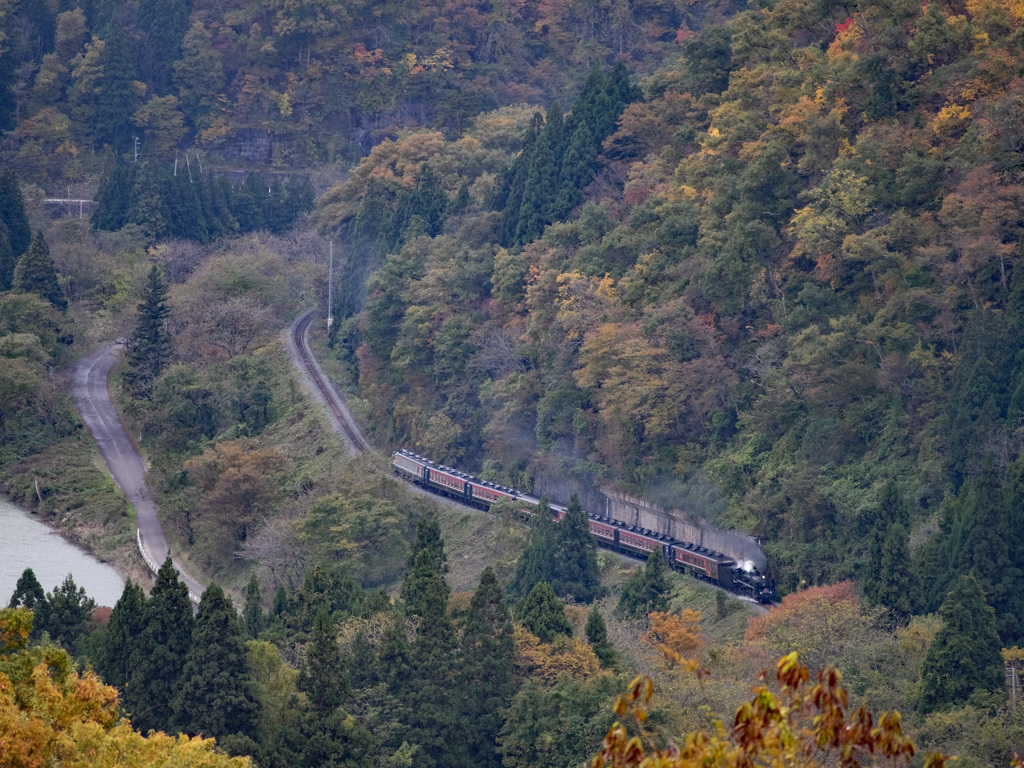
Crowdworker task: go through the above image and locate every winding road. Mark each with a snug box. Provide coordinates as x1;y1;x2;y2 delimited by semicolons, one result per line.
70;344;204;604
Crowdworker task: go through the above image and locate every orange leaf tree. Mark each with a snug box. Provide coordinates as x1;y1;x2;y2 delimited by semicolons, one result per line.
592;653;943;768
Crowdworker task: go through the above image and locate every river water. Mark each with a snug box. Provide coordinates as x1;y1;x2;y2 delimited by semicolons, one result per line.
0;497;125;607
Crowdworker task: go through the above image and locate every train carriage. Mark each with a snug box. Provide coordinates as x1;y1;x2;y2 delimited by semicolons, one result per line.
469;480;517;508
617;527;672;558
588;516;618;546
393;450;428;483
669;543;735;588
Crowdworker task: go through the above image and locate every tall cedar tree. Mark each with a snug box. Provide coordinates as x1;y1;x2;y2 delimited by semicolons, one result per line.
401;515;449;616
244;574;264;639
876;523;914;621
496;112;543;245
616;549;670;619
39;574;96;652
136;0;192;95
8;568;45;611
173;21;225;128
946;355;1001;490
94;18;138;151
125;265;172;399
298;607;349;712
920;574;1006;712
175;583;260;740
349;629;376;689
404;570;459;768
550;120;597;221
862;480;910;607
92;163;137;232
514;129;557;246
552;493;604;602
377;609;412;693
509;497;556;599
124;556;194;734
14;232;67;312
585;606;617;668
515;581;572;642
458;567;517;768
99;579;146;688
0;168;30;288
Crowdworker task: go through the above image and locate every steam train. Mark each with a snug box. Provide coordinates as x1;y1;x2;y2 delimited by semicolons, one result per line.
392;449;775;603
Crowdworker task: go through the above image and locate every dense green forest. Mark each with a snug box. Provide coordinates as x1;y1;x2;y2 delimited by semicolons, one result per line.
4;0;1024;764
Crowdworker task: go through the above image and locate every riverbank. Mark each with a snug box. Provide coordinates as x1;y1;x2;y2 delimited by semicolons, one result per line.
1;426;149;589
0;496;127;607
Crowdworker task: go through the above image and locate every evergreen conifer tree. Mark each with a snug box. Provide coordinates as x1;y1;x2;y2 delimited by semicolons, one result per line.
8;567;45;611
169;173;210;242
863;480;909;605
616;549;670;619
515;130;557;245
550;120;597;221
94;18;138;151
14;231;67;312
585;606;617;668
298;607;348;713
99;579;146;688
130;161;173;239
92;163;137;232
514;581;572;642
244;574;264;639
510;497;556;599
136;0;192;95
458;567;517;768
401;515;449;616
542;102;567;161
377;610;412;693
405;570;459;768
920;575;1006;713
350;628;376;689
38;574;96;652
497;112;543;246
946;355;1001;489
0;221;13;293
232;173;267;232
124;556;194;734
173;21;224;129
0;168;31;284
125;265;172;399
995;456;1024;643
273;585;290;616
552;493;603;602
298;707;375;768
175;583;260;740
876;522;914;620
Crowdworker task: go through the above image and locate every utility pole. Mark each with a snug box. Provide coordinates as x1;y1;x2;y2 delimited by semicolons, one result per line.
174;153;178;176
185;153;193;183
327;240;334;331
133;136;139;162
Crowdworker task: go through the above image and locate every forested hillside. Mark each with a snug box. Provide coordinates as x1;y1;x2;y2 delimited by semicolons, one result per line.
4;0;1024;765
311;0;1024;629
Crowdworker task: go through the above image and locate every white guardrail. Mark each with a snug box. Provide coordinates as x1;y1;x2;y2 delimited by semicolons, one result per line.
137;528;201;605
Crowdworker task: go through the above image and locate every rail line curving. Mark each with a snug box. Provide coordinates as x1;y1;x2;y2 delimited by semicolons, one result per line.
290;310;370;454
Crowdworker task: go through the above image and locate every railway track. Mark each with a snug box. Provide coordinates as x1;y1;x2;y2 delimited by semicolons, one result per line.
290;309;370;454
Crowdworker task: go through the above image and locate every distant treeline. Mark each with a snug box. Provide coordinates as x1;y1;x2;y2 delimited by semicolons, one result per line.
93;162;314;242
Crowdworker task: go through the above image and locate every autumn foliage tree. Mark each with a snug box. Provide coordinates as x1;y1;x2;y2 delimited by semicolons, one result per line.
592;654;936;768
0;607;247;768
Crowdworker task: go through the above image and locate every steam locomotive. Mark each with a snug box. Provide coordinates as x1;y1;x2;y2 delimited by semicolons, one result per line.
392;449;775;603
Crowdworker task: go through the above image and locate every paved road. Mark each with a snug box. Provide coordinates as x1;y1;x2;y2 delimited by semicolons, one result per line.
70;344;203;604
